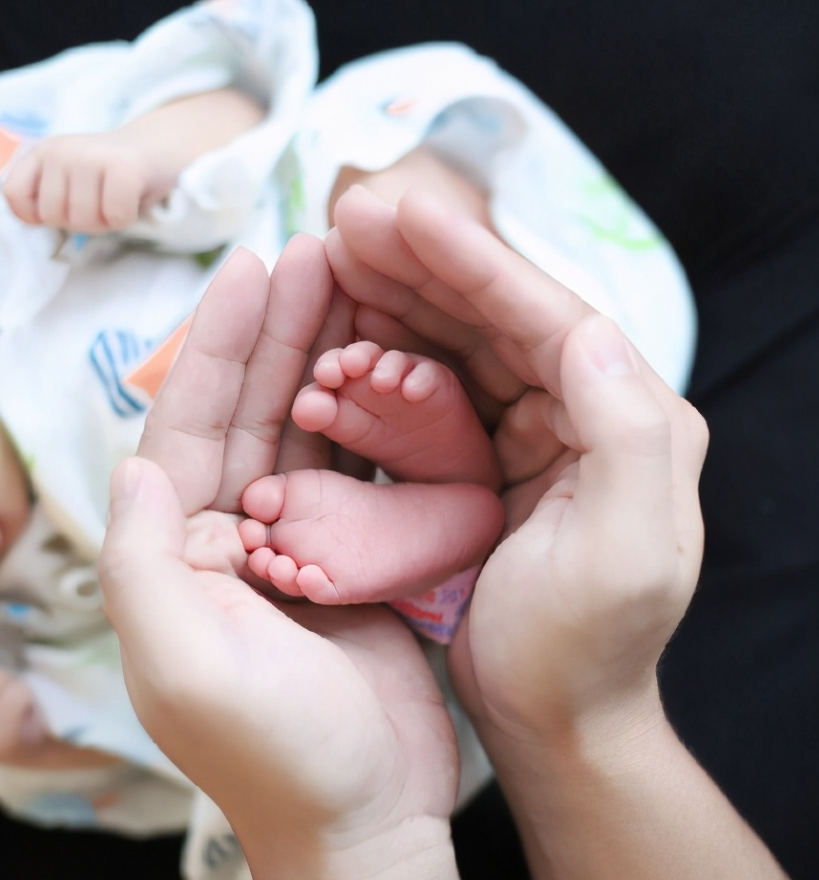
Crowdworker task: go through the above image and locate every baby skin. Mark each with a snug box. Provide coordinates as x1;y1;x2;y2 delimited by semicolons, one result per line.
238;342;504;641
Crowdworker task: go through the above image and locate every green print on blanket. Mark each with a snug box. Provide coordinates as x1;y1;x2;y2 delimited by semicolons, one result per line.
279;146;307;238
579;174;662;251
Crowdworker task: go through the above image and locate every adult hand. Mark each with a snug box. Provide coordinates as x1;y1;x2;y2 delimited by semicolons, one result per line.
326;188;791;880
99;242;459;880
329;187;706;735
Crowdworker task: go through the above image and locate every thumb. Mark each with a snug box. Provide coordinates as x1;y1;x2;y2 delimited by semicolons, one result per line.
560;315;703;599
99;457;193;670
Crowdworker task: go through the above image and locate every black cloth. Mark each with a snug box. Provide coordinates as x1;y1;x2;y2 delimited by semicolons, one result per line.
2;1;819;878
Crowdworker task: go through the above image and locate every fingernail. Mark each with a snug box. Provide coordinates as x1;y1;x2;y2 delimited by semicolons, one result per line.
585;317;639;376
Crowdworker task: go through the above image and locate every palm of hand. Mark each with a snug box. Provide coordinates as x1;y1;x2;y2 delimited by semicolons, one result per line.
449;403;699;741
143;501;458;848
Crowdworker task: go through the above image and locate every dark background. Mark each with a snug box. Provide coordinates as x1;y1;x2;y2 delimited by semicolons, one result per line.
3;1;818;877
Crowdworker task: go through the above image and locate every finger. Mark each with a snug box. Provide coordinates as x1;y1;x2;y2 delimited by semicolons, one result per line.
100;160;144;230
102;457;273;739
398;192;705;459
274;285;355;474
99;457;199;689
101;457;286;707
354;305;437;357
494;388;567;484
396;189;705;485
101;458;330;729
65;164;106;232
212;234;334;510
395;188;595;398
2;150;43;224
333;186;488;324
327;221;482;344
35;157;70;227
328;206;524;408
557;315;706;590
138;247;271;515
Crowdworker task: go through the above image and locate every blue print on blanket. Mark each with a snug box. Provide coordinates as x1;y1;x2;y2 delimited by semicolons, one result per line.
19;792;98;828
89;329;156;417
0;110;48;139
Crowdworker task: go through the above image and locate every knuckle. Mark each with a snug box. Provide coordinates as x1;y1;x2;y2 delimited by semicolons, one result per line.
687;405;710;460
616;407;672;457
38;205;62;227
66;206;95;232
100;208;127;229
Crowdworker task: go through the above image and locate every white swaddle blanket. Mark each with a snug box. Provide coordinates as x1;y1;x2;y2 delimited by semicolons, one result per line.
0;2;695;876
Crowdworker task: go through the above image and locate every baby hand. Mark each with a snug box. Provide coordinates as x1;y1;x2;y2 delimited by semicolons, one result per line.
2;130;175;234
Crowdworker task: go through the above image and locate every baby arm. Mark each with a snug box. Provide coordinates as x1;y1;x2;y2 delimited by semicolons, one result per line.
329;145;493;230
2;88;263;233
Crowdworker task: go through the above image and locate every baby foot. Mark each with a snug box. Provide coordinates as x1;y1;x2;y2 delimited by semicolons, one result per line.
238;469;503;606
292;341;501;488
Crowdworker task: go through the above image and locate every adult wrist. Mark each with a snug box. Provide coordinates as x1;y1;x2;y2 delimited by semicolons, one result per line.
472;688;789;880
475;674;666;777
240;814;459;880
470;685;676;878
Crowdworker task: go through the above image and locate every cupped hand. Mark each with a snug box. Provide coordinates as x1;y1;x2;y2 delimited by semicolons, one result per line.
99;240;458;879
329;187;708;743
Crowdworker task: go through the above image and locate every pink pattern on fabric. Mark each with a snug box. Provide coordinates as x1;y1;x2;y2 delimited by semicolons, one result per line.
389;565;480;644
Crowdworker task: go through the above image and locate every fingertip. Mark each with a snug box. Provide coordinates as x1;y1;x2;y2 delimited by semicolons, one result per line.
108;456;145;507
274;231;331;293
334;182;395;222
558;318;676;521
396;187;449;223
397;187;488;255
219;244;269;286
100;168;141;230
2;153;42;224
574;315;641;378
